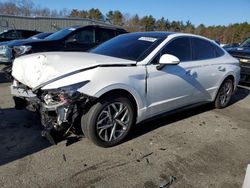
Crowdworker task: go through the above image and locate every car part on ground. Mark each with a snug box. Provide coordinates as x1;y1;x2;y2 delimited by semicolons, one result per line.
10;32;240;147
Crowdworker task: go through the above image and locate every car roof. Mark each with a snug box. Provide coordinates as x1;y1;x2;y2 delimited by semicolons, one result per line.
68;25;127;32
121;31;175;39
3;29;39;32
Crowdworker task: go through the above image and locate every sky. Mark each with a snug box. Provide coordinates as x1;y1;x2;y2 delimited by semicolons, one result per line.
8;0;250;26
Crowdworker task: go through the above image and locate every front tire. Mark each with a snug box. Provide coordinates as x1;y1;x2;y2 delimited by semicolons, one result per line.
81;95;135;147
214;78;234;109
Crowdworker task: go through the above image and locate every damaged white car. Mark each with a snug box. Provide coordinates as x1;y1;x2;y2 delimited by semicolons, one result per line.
11;32;240;147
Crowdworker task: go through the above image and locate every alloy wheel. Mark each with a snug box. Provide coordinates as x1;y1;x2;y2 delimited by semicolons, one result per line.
96;102;130;142
218;80;233;106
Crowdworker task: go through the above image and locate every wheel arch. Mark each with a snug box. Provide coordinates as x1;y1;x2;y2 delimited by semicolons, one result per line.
93;84;146;122
213;73;236;101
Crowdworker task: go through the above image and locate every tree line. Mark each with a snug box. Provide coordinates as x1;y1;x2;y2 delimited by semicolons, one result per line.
1;0;249;44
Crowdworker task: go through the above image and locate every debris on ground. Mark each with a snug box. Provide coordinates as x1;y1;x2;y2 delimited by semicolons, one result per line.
159;148;166;151
136;152;153;163
159;176;177;188
63;154;66;162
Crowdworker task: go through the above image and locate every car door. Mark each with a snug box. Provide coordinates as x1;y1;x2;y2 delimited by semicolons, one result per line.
188;37;226;101
64;27;95;51
146;37;200;117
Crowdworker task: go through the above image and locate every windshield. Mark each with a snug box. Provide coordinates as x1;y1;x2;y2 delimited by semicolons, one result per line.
45;28;75;40
90;34;164;61
240;38;250;48
28;32;51;40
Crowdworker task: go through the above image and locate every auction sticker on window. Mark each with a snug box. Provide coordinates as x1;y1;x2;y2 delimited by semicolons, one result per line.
138;37;157;42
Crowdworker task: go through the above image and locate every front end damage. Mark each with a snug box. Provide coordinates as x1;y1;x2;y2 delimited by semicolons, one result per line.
11;80;96;144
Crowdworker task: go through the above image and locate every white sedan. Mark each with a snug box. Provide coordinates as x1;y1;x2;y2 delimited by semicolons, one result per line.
11;32;240;147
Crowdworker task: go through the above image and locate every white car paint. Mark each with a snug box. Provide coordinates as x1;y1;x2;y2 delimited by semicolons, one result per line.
12;52;135;89
11;33;240;123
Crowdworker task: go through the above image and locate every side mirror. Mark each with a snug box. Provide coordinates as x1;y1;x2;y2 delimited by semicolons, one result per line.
157;54;180;70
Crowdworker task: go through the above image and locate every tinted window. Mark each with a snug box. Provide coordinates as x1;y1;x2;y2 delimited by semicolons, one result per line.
96;28;115;43
192;38;217;60
91;34;164;61
22;31;38;38
161;37;192;61
214;44;225;57
68;28;94;43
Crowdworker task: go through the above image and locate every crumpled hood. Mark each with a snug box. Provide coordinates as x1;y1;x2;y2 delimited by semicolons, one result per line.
12;52;135;89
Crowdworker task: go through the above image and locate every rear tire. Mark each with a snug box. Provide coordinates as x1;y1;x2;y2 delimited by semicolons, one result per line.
81;95;135;147
214;78;234;109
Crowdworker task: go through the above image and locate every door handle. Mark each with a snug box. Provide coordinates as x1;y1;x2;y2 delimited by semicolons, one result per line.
218;66;226;72
186;70;192;75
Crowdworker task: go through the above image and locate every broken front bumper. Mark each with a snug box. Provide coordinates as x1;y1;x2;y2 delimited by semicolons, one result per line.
11;84;76;128
11;83;94;144
11;84;39;110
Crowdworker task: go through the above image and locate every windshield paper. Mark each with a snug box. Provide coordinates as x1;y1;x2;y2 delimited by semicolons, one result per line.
138;37;157;42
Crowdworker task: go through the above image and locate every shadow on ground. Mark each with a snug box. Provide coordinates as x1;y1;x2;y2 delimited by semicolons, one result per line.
0;108;50;166
0;72;10;84
126;86;250;143
0;86;249;166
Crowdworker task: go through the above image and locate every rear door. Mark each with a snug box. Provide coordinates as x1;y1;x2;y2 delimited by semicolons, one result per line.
188;37;226;101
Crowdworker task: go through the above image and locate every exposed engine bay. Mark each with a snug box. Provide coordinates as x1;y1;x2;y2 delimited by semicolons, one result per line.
11;79;96;144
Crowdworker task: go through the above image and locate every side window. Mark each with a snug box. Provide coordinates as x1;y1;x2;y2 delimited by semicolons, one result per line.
192;38;217;60
22;31;37;38
161;37;192;62
95;28;116;43
68;28;94;44
214;44;225;57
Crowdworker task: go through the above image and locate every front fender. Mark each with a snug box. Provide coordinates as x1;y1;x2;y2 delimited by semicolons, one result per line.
84;83;147;122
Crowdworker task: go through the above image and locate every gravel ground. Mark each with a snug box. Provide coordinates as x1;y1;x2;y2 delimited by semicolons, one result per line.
0;64;250;188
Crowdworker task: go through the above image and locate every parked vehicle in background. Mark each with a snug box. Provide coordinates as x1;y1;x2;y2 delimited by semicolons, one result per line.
10;32;240;147
227;37;250;83
0;32;53;50
0;32;53;64
223;43;240;50
0;29;40;42
0;25;126;65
